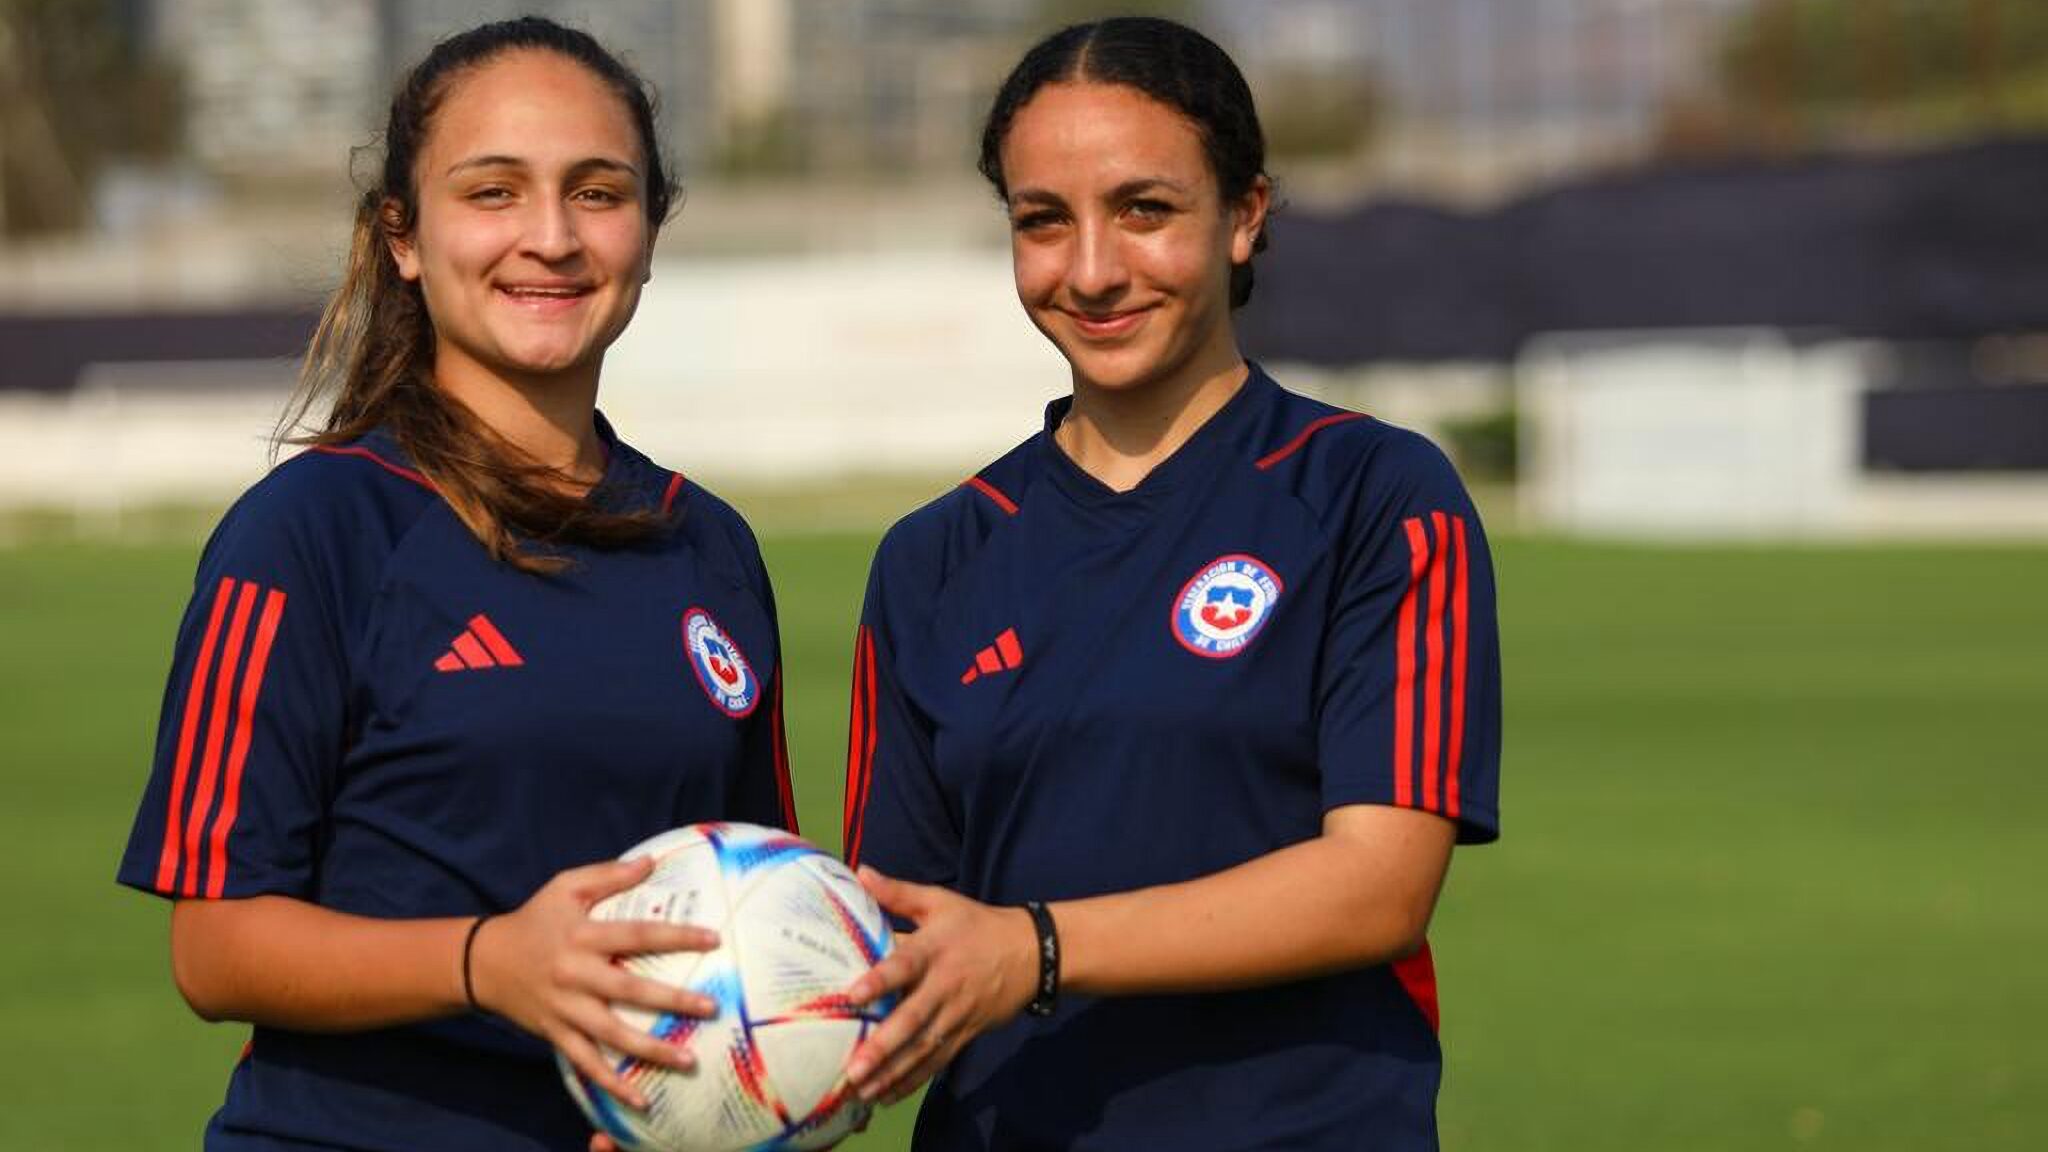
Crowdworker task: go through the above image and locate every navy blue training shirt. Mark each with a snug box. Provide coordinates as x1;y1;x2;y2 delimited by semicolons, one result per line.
118;417;795;1152
843;366;1501;1152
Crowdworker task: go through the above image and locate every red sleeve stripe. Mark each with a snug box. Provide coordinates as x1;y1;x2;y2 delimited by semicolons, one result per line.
661;472;687;516
769;669;798;834
1393;519;1429;809
181;581;260;896
860;631;879;850
156;579;288;897
961;475;1019;516
1254;412;1370;471
1394;514;1470;817
1421;511;1451;813
842;626;873;860
1447;516;1471;819
205;588;286;898
155;577;235;891
844;628;881;866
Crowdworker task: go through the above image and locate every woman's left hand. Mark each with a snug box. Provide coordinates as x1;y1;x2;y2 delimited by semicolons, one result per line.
841;866;1039;1105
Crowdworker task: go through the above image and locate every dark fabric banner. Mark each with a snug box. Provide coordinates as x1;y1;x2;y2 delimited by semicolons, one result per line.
1241;136;2048;364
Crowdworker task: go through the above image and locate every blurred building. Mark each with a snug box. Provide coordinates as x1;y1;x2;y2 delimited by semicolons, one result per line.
143;0;1033;190
4;0;2045;537
154;0;383;182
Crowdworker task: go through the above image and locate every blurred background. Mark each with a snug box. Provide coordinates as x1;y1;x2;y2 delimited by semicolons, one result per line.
2;1;2043;1149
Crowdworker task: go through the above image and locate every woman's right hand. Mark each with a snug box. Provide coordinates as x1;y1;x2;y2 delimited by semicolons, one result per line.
469;856;721;1109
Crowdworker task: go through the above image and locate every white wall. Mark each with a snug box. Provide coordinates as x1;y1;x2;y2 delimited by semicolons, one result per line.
1519;330;2048;540
0;251;1068;518
600;251;1066;481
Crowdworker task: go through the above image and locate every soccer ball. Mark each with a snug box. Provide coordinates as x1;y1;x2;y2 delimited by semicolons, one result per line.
558;822;895;1152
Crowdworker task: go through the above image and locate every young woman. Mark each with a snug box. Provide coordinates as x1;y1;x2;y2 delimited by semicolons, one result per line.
116;19;795;1152
839;17;1501;1150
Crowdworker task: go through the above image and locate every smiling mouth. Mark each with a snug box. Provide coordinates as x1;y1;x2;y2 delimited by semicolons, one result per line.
497;285;592;303
1067;307;1150;339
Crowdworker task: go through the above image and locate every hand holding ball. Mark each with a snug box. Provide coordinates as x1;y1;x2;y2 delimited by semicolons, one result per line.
558;823;895;1152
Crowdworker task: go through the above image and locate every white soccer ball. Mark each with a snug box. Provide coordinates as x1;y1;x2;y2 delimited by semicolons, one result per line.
557;822;895;1152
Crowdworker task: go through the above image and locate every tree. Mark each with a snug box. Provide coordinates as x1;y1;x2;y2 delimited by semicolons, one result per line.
1711;0;2048;150
0;0;182;236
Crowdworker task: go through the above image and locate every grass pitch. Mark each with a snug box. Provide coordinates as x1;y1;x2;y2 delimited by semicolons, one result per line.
2;530;2042;1150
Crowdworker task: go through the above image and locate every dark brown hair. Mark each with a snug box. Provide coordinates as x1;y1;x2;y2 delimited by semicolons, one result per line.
979;16;1270;308
282;17;680;572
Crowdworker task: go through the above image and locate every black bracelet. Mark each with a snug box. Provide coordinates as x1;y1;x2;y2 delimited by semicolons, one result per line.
1022;900;1060;1018
461;914;492;1013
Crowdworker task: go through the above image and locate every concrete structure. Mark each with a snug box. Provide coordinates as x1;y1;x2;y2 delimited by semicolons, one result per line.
0;250;1064;521
1519;330;2048;540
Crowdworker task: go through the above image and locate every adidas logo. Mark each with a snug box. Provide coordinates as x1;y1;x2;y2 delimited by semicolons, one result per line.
434;614;525;672
960;628;1023;685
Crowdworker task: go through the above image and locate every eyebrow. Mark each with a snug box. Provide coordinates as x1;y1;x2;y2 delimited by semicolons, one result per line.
444;155;641;179
1008;177;1191;208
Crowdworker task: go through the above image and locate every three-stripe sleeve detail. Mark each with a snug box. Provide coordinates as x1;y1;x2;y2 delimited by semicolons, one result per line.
843;626;879;865
769;668;798;834
1393;514;1470;818
155;577;288;897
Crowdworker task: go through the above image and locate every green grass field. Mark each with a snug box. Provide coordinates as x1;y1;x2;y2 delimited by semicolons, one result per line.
3;530;2044;1150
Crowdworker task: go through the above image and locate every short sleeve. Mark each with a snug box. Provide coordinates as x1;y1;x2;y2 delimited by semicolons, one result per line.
117;489;351;899
841;531;959;884
1316;432;1501;843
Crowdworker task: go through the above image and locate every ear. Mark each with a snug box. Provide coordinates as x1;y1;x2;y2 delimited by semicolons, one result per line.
382;198;422;282
1229;175;1271;267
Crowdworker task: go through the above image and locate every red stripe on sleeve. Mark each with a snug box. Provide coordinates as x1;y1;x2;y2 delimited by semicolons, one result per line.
1421;511;1451;814
205;588;286;898
1393;518;1429;809
961;476;1020;516
842;627;871;858
1447;516;1471;820
769;669;798;834
468;615;523;666
183;580;260;897
1254;412;1370;471
848;630;881;866
156;577;236;892
661;472;687;516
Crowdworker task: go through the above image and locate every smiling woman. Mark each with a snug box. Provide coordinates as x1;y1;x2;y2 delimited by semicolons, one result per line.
114;17;800;1152
836;17;1503;1152
281;20;686;571
392;53;653;423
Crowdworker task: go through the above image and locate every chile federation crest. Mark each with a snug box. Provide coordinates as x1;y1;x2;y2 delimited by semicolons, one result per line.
683;607;760;717
1172;554;1284;659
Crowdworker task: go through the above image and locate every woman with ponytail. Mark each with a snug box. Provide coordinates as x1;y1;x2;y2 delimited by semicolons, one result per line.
838;17;1502;1151
116;19;796;1151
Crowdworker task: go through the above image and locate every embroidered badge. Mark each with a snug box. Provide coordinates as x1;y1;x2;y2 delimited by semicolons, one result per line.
1171;554;1284;659
682;607;760;717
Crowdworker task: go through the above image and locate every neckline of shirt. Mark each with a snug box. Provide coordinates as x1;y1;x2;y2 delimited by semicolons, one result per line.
354;410;670;513
1035;363;1277;507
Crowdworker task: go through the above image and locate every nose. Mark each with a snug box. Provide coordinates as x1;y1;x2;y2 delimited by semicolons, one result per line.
1067;216;1129;304
521;196;583;263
